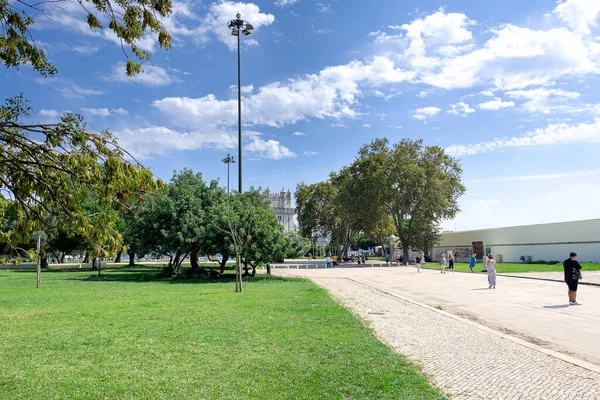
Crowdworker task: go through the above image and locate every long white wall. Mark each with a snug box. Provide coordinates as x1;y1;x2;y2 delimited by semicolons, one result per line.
433;219;600;263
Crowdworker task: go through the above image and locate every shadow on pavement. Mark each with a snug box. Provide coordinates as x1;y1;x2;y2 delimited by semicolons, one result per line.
543;304;570;309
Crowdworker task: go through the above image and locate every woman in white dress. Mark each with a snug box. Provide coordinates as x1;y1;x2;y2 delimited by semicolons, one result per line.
440;255;447;274
486;254;497;289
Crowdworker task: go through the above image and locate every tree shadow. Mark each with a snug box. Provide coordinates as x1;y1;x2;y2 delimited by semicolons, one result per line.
75;268;289;285
542;304;570;309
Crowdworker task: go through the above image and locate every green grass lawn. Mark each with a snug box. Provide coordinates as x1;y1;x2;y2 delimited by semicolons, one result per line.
422;261;600;274
0;266;444;399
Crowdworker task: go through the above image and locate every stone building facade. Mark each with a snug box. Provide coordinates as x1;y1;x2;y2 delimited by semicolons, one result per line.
263;188;296;233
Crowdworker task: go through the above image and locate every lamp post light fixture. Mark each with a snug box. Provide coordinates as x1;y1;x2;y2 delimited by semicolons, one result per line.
227;12;253;194
221;153;236;195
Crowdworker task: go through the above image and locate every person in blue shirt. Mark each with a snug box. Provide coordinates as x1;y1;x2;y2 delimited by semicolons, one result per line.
469;253;477;273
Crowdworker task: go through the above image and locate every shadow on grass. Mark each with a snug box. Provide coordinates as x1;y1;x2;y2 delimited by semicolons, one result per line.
76;268;289;285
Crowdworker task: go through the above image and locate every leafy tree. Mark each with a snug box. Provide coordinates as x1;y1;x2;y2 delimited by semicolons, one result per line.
364;216;395;254
1;0;172;267
1;97;159;253
237;191;287;276
296;179;358;259
132;170;214;275
346;138;465;261
1;0;172;77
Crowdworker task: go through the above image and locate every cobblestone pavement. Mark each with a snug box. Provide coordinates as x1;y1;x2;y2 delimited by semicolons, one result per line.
276;266;600;367
299;275;600;400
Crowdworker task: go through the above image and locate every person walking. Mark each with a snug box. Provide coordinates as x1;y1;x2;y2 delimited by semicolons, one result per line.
332;254;337;267
469;253;477;272
486;254;497;289
326;255;331;268
415;255;421;273
448;254;455;272
440;254;447;274
385;253;390;265
563;252;582;305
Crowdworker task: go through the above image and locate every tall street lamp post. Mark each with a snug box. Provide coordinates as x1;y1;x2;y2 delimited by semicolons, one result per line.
227;12;254;194
221;154;236;195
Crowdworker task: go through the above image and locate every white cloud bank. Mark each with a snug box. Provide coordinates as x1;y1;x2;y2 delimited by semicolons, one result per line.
446;118;600;157
115;127;295;160
153;56;415;128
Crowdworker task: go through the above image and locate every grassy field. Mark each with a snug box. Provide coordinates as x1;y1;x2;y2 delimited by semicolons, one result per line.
422;261;600;274
0;266;444;399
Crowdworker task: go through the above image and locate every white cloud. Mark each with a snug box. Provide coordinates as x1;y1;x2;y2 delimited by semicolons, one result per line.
447;101;475;116
72;44;100;55
316;3;331;13
446;118;600;156
371;8;600;90
417;89;434;98
153;56;415;128
303;151;319;156
197;1;275;51
505;88;580;113
413;106;441;120
363;124;371;128
292;131;305;136
38;1;274;54
35;78;103;99
554;0;600;36
81;108;111;117
39;109;59;118
116;126;237;159
246;137;296;159
109;63;176;87
274;0;297;6
112;108;129;116
81;107;129;117
229;84;255;94
480;90;494;97
478;97;515;110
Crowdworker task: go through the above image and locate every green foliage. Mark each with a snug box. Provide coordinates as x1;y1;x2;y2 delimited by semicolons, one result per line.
1;0;173;76
0;268;446;399
0;95;160;256
296;179;358;257
346;138;466;257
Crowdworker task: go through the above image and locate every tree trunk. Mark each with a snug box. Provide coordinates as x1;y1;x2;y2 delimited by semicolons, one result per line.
41;249;49;269
60;253;66;264
115;251;122;263
128;248;135;266
190;250;199;269
219;255;229;274
251;263;257;277
83;251;90;264
243;259;250;277
403;246;410;265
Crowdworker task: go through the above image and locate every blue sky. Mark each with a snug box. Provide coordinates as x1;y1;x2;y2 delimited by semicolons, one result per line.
4;0;600;230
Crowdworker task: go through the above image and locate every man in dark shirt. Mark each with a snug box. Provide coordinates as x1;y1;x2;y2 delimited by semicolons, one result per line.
563;252;583;306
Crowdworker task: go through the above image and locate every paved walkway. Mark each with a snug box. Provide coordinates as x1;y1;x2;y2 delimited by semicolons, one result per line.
506;271;600;285
275;267;600;399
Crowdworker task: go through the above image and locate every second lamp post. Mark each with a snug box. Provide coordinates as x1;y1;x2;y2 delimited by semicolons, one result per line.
227;13;253;194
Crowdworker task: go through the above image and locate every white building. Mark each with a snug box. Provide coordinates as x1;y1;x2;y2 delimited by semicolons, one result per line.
433;219;600;263
263;188;296;234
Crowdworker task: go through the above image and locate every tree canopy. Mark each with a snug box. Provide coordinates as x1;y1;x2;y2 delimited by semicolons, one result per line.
296;138;465;259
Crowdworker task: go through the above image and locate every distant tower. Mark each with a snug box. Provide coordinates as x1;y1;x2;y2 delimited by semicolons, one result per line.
263;187;297;233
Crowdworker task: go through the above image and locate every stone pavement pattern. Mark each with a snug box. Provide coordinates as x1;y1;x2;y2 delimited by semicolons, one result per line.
277;266;600;366
298;276;600;400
